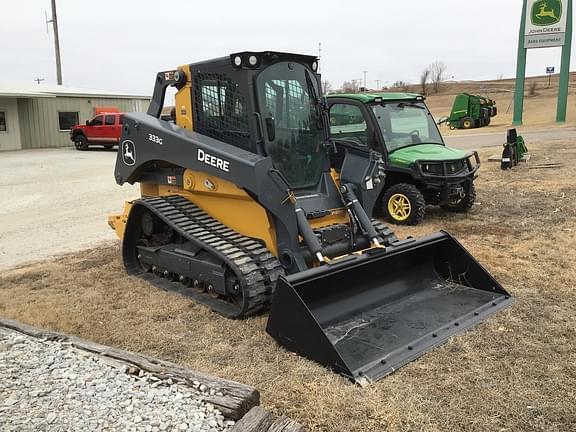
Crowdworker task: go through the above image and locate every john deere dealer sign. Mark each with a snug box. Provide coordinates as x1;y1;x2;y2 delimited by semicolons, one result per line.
524;0;568;48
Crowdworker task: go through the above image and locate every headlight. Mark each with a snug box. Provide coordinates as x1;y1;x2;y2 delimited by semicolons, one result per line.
446;159;467;174
420;162;443;175
468;155;479;170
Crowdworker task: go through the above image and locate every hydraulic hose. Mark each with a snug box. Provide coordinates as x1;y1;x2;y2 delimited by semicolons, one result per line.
340;184;381;247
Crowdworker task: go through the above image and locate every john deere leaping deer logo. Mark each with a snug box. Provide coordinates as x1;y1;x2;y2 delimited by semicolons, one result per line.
122;140;136;166
531;0;562;26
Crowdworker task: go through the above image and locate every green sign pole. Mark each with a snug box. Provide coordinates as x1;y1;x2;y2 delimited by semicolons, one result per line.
513;1;528;126
556;0;573;123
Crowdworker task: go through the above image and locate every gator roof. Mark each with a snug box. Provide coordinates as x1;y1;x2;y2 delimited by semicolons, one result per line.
327;92;424;103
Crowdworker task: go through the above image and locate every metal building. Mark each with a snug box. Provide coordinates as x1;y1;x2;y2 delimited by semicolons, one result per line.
0;86;150;151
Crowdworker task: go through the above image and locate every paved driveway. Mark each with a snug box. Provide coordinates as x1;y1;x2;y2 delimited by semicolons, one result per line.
0;148;138;269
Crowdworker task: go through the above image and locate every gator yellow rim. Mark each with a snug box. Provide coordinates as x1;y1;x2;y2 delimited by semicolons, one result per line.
463;119;472;128
388;193;411;221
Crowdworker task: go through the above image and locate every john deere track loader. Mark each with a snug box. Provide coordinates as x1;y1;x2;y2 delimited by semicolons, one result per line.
109;51;512;385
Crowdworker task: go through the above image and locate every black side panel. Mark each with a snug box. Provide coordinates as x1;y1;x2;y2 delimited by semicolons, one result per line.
339;147;385;216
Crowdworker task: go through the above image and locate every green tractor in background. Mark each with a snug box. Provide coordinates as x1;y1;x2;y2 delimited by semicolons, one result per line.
327;93;479;225
438;93;497;129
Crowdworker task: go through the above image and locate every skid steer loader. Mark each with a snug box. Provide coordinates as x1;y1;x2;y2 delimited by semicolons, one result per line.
109;51;512;385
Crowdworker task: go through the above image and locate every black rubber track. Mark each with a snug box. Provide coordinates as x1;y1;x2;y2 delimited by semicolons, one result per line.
123;195;284;318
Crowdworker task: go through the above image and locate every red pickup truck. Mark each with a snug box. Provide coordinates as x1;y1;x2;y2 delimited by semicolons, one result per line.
70;112;124;150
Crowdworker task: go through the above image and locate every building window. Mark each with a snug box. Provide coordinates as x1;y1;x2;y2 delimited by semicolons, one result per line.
0;112;6;132
58;112;79;131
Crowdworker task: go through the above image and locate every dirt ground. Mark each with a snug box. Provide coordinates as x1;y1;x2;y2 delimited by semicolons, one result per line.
1;140;576;431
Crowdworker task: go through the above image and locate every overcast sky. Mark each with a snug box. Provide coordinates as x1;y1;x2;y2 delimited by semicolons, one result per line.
1;0;574;97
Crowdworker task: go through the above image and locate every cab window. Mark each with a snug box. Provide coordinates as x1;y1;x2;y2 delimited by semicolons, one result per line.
90;116;103;126
329;103;368;146
105;115;116;126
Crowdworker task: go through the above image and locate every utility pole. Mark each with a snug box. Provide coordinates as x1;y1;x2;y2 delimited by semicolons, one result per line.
34;78;45;85
46;0;63;85
375;79;381;90
318;42;322;73
362;70;368;91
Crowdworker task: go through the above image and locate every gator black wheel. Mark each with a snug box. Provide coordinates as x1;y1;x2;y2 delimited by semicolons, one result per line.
441;183;476;213
74;135;88;150
104;144;114;149
382;183;425;225
461;117;473;129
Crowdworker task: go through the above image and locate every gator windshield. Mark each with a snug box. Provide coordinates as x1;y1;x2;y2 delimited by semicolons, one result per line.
372;102;443;152
256;62;325;189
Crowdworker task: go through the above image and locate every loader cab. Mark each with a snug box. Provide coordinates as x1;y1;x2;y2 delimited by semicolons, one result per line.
183;52;330;192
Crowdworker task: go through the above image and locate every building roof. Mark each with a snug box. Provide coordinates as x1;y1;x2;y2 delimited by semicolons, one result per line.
0;84;150;100
327;92;424;103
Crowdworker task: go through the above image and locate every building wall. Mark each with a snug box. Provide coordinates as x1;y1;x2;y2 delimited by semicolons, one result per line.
17;96;149;149
0;97;22;151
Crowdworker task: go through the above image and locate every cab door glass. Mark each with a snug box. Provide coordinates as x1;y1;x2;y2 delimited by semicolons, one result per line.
329;103;368;146
105;115;116;126
90;115;103;126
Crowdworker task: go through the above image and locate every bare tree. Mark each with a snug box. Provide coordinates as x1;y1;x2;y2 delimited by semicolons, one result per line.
342;80;360;93
420;68;431;95
392;80;409;92
322;80;333;94
430;61;447;93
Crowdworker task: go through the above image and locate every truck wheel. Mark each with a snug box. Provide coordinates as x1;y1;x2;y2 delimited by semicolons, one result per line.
74;135;88;151
382;183;425;225
104;144;114;149
441;183;476;213
461;117;473;129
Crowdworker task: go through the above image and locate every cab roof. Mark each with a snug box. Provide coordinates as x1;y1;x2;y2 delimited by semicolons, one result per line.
327;92;424;103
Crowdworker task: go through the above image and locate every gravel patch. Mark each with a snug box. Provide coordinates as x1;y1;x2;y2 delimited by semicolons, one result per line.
0;331;235;431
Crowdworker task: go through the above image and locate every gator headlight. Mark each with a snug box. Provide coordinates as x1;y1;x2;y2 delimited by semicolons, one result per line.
420;162;443;175
248;55;258;66
468;155;479;169
446;160;467;174
233;56;242;67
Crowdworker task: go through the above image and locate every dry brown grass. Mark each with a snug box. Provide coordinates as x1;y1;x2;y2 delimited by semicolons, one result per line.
1;141;576;431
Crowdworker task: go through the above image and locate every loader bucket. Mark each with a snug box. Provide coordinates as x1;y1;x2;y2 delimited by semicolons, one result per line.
266;231;512;385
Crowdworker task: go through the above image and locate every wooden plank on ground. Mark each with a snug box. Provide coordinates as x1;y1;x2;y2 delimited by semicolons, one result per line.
0;317;259;420
488;153;531;163
267;415;306;432
230;406;274;432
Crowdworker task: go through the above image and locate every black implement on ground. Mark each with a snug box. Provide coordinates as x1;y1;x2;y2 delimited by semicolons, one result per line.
501;128;529;170
267;231;512;385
